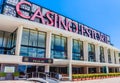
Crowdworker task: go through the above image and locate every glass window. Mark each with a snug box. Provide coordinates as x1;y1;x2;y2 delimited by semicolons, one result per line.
20;28;46;58
51;35;54;49
72;39;83;60
28;47;37;57
100;46;105;62
37;48;45;58
51;34;67;59
20;46;28;56
88;43;95;62
38;32;46;48
21;29;29;45
0;31;3;47
29;30;37;46
108;49;111;63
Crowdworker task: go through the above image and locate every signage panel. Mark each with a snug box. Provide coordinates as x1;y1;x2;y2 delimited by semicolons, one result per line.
22;57;53;63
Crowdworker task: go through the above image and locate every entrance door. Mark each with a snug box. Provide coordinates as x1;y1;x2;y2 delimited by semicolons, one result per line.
50;67;67;74
26;66;45;78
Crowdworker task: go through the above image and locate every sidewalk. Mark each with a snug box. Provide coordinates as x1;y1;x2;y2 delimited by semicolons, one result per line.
0;77;120;83
60;77;120;83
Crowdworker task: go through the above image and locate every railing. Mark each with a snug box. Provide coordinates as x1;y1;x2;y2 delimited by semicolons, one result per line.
26;72;59;80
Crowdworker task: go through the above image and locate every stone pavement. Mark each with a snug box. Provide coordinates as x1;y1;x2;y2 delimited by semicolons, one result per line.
0;77;120;83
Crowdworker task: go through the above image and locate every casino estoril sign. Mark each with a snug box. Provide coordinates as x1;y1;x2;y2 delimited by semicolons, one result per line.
2;0;110;44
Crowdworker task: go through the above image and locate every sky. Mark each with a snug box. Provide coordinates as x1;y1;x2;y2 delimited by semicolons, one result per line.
29;0;120;49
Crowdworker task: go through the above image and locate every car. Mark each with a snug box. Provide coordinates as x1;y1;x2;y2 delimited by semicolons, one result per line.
27;78;49;83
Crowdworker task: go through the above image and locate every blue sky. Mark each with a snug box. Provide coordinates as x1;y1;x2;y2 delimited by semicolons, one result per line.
29;0;120;48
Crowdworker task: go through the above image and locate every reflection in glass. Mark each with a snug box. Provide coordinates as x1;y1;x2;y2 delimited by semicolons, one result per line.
21;29;29;45
72;39;83;60
20;46;28;56
37;49;45;58
51;34;67;59
29;30;37;46
38;32;45;48
20;28;46;58
88;43;95;62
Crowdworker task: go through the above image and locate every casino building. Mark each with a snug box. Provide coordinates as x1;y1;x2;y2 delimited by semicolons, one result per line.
0;0;120;80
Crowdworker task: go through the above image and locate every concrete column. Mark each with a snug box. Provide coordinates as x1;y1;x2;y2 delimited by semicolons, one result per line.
67;36;72;60
46;31;52;58
96;67;100;73
67;37;72;80
15;26;23;55
104;47;108;63
111;49;115;64
95;44;100;62
106;66;109;74
45;65;49;72
84;67;88;74
45;31;52;73
115;51;119;64
83;41;88;61
68;63;72;80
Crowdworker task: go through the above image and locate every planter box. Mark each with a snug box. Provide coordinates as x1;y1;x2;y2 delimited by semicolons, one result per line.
0;77;5;80
72;79;77;81
14;77;19;80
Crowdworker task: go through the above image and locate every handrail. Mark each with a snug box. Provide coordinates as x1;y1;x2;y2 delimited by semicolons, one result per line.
26;72;60;81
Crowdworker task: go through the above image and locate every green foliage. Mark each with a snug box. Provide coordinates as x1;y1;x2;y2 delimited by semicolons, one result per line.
0;72;6;77
72;73;120;79
13;72;20;77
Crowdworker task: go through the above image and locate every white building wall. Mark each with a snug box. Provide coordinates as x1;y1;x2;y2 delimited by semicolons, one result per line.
15;26;23;56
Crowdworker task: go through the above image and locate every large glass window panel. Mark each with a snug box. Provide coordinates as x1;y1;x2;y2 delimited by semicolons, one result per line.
20;28;46;58
0;31;3;47
51;34;67;59
20;46;28;56
72;39;83;60
29;30;37;46
88;43;95;62
28;47;37;57
100;46;105;62
37;48;45;58
51;35;54;49
54;36;61;50
108;49;111;63
38;32;46;48
21;29;29;45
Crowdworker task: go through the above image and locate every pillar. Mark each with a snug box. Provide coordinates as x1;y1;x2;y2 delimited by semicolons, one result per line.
111;49;115;64
106;66;109;74
15;26;23;55
67;37;72;80
104;47;108;63
83;41;88;61
46;31;52;58
45;65;49;72
45;31;52;72
68;63;72;80
95;44;100;62
84;67;88;74
67;36;72;60
115;51;119;64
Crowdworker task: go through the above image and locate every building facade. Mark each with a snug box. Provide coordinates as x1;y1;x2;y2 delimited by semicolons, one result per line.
0;0;120;80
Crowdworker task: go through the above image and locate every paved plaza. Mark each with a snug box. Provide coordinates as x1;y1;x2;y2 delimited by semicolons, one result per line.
0;77;120;83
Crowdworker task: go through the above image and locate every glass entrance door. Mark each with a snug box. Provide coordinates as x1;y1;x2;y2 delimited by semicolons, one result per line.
18;65;45;78
50;67;67;74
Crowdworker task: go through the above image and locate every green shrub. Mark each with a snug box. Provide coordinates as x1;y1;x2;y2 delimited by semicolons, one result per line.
13;72;20;77
72;73;120;79
0;72;6;77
